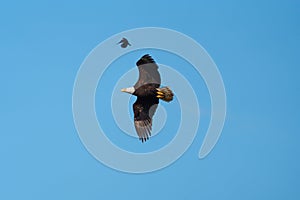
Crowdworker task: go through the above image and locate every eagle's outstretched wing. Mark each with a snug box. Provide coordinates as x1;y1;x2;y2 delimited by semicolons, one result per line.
133;97;158;142
134;54;161;89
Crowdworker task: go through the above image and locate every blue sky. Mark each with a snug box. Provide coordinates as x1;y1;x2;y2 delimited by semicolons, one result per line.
0;0;299;199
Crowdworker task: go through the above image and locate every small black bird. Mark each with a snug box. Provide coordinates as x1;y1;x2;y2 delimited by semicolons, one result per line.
117;37;131;48
121;54;174;142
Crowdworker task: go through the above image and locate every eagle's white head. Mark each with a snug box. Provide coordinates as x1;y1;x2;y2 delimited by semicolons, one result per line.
121;87;135;94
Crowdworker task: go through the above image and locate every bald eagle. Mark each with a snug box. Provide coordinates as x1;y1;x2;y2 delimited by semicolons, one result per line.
121;54;174;142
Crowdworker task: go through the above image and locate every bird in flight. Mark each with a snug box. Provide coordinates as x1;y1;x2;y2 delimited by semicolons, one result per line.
117;37;131;48
121;54;174;142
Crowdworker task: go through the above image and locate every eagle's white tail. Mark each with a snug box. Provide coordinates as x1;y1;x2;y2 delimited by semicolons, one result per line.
156;87;174;102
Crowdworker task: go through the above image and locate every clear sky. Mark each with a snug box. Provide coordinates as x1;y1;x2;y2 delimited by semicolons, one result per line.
0;0;299;199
